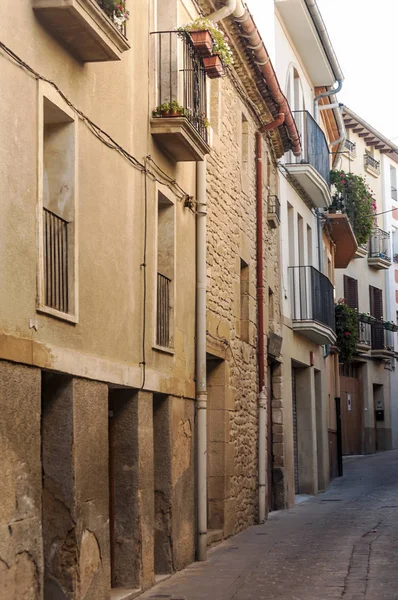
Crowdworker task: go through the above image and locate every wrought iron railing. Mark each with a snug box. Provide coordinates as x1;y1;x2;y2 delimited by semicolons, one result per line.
289;266;335;331
97;1;127;37
289;110;330;186
151;31;208;144
364;153;380;173
43;208;69;313
157;272;171;347
371;322;395;352
357;319;371;347
268;195;281;221
369;227;391;261
344;139;356;155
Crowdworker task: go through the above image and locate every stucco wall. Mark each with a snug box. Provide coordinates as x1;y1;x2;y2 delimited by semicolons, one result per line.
0;0;196;398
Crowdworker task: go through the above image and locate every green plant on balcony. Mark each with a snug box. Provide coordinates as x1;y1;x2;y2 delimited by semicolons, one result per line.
384;321;398;332
153;101;188;117
178;18;234;65
359;312;376;325
330;170;377;246
98;0;129;26
335;300;358;363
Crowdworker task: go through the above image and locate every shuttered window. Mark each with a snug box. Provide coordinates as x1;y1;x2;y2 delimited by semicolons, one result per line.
344;275;358;309
370;286;384;349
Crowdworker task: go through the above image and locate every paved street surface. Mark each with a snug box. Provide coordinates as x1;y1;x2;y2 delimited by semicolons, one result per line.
141;451;398;600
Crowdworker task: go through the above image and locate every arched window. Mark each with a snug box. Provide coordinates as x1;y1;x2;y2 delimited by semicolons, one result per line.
286;66;305;113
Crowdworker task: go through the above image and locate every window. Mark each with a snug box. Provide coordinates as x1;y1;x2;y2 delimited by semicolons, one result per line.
156;191;175;348
38;83;77;322
343;276;358;310
307;225;312;265
268;287;274;322
241;114;249;171
370;286;383;349
240;259;249;343
391;166;397;201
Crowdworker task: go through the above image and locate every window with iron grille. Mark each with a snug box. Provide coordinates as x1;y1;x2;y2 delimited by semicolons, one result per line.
40;91;76;319
156;192;174;348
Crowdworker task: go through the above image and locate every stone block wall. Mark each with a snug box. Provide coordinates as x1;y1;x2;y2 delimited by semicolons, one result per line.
206;76;282;534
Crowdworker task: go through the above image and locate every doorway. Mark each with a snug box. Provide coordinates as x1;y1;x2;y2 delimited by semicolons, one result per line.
340;363;362;455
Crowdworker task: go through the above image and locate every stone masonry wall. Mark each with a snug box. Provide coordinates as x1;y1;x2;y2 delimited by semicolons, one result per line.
206;76;282;534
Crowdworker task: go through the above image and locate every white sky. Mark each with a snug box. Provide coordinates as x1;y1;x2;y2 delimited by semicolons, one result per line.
247;0;398;142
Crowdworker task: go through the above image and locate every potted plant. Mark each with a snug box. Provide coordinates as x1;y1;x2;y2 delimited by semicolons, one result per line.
330;170;377;246
153;101;187;118
178;18;233;78
384;321;398;332
335;300;359;362
99;0;129;27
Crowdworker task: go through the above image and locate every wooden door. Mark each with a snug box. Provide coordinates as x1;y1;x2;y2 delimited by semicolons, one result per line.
340;370;362;455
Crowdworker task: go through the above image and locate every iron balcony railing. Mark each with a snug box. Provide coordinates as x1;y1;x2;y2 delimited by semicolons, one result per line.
289;266;335;332
344;139;356;155
97;0;127;37
358;319;371;347
289;110;330;186
157;272;171;348
152;31;208;144
364;153;380;173
43;207;69;313
371;322;395;353
268;195;281;221
369;227;391;260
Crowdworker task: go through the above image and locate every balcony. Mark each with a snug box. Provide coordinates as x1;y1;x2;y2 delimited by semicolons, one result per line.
371;321;395;359
364;153;380;177
150;31;210;162
267;195;281;229
289;266;336;345
32;0;130;62
285;111;331;209
344;139;356;159
327;212;358;268
356;315;372;353
368;228;391;269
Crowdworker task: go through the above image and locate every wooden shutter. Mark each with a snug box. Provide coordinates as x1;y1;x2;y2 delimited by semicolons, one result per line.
370;286;384;349
344;275;358;309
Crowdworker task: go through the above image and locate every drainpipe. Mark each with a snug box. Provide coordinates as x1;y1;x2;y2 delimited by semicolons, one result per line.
207;0;245;20
314;81;343;122
256;131;267;523
305;0;345;165
196;158;207;562
208;1;302;156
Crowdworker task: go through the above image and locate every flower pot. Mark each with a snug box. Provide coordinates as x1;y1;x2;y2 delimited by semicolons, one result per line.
203;55;224;79
161;110;171;117
190;30;213;57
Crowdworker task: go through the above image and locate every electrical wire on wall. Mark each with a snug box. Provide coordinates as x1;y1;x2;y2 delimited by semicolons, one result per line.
0;41;194;207
0;39;199;391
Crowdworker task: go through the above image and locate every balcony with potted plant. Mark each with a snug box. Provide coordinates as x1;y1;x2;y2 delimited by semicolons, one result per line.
178;18;234;79
32;0;130;62
150;29;212;162
328;170;377;265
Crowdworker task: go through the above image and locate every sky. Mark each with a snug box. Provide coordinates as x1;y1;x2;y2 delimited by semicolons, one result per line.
247;0;398;142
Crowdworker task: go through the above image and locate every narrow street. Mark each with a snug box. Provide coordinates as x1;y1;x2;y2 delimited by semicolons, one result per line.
142;451;398;600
